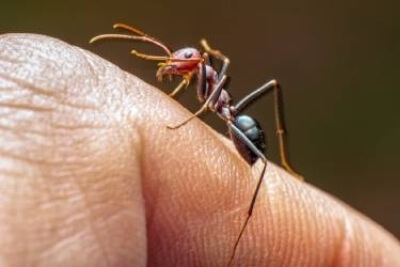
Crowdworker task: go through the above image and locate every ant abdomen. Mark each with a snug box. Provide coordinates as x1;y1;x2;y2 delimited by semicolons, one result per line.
230;115;266;165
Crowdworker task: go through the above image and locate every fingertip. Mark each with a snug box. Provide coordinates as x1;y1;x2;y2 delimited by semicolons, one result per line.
231;165;400;266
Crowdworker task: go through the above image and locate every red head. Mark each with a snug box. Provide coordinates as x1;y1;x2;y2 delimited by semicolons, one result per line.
90;23;204;82
156;47;203;81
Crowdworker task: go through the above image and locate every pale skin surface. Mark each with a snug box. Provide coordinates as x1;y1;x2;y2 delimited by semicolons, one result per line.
0;34;399;267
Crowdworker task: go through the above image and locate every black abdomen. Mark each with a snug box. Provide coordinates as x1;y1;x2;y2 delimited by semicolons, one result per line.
230;115;266;165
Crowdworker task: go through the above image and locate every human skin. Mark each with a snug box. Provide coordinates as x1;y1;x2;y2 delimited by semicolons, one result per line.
0;33;399;267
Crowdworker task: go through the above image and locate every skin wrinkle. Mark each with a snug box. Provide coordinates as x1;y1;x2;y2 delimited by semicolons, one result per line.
257;168;276;263
42;157;141;264
280;176;298;266
39;225;94;261
263;168;285;265
0;55;24;64
359;215;381;266
78;48;102;88
298;183;321;266
277;172;296;266
0;124;104;166
0;72;59;98
0;124;45;142
68;166;112;267
0;149;62;166
6;169;60;263
312;194;333;265
301;185;340;267
0;101;54;112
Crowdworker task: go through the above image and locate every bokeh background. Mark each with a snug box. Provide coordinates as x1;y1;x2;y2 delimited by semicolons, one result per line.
2;0;399;238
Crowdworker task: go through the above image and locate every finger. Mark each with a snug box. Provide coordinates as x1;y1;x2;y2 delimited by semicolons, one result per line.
1;33;399;267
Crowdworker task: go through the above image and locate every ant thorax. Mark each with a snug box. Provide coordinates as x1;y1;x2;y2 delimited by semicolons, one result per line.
215;89;232;113
196;64;219;102
219;106;234;121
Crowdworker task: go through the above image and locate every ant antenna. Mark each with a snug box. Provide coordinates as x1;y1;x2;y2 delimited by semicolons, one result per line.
90;23;205;65
89;23;173;57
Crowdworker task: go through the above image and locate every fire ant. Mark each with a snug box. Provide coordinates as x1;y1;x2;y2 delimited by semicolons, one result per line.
90;23;303;266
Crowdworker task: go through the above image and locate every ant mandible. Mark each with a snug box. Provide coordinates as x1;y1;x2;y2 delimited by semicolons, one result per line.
90;23;303;266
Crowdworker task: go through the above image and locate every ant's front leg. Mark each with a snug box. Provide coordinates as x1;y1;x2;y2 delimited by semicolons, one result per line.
168;52;208;97
168;73;193;97
167;75;228;129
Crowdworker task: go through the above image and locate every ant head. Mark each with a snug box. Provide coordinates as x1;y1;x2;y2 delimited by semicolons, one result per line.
172;48;203;62
89;24;204;81
156;47;203;81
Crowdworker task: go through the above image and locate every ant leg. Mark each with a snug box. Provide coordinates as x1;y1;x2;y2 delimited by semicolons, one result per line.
167;75;228;129
200;54;208;96
226;122;268;266
166;53;206;98
234;80;303;179
200;39;230;80
203;52;211;66
168;77;191;97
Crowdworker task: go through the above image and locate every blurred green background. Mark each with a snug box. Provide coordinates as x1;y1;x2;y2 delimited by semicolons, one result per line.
2;0;399;238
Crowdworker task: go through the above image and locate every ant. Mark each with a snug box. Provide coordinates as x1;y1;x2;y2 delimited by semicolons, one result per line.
90;23;303;266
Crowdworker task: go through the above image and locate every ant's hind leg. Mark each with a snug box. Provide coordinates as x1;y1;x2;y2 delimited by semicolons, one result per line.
226;122;268;266
234;80;303;180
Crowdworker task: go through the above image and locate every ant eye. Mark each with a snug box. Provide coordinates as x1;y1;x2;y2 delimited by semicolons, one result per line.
184;51;193;59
